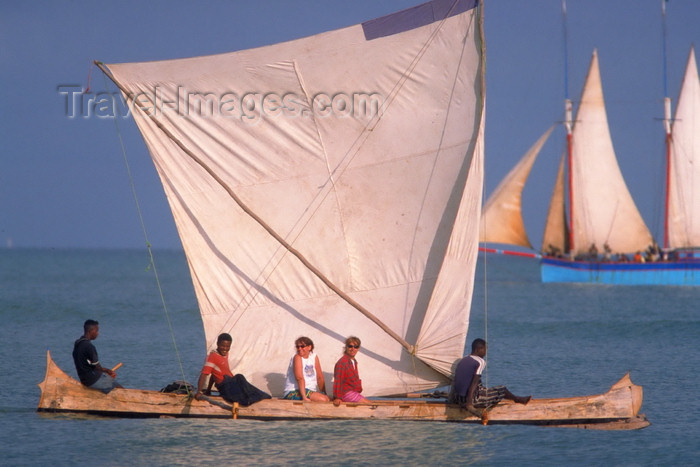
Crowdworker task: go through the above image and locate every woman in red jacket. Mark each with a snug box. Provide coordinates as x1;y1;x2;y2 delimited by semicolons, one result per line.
332;336;370;405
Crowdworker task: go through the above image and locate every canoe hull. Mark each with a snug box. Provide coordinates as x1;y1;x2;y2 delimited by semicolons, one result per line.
38;351;648;429
541;255;700;285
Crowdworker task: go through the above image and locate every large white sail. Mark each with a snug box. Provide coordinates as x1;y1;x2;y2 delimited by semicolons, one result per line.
104;0;484;396
668;47;700;249
480;126;553;248
570;50;653;256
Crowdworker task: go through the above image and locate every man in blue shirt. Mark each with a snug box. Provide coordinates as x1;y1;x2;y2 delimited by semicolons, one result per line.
72;319;122;393
450;338;530;417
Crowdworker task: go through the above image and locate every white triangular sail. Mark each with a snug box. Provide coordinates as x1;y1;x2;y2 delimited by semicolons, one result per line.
480;126;554;248
104;0;484;396
668;47;700;249
570;50;653;256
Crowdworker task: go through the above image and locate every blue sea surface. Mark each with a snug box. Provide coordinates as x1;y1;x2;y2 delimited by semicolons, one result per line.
1;249;698;466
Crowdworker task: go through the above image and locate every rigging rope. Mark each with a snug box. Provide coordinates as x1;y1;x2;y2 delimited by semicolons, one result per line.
102;73;190;391
480;181;489;388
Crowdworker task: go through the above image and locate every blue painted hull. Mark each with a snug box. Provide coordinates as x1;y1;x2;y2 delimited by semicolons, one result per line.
541;255;700;286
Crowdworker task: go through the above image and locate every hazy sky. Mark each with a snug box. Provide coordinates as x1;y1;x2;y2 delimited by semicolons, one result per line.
1;0;698;250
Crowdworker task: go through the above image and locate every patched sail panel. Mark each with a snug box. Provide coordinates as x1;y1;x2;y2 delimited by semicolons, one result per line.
105;0;484;396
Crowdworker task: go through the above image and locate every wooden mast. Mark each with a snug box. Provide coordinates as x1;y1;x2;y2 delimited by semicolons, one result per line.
661;0;672;249
562;0;575;255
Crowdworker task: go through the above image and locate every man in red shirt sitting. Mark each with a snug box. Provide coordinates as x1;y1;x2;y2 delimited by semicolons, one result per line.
194;333;270;406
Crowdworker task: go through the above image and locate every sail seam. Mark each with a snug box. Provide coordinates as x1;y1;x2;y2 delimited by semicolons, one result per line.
289;59;357;288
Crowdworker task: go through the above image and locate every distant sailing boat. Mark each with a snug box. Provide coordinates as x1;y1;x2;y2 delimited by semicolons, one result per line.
38;0;648;428
483;48;700;285
540;46;700;285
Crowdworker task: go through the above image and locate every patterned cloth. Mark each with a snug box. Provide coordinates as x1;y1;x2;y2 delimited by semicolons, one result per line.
449;383;506;409
333;353;362;400
472;383;506;409
283;388;313;400
340;390;365;402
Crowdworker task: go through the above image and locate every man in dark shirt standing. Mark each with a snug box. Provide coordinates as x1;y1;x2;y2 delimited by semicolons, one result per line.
450;338;530;418
72;319;122;393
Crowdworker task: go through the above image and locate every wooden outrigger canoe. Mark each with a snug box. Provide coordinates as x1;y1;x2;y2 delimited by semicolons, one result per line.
38;351;649;429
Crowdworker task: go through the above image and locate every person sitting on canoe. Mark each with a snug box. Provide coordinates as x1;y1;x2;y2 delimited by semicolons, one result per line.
72;319;123;394
450;338;531;418
283;336;330;402
332;336;370;405
194;333;270;406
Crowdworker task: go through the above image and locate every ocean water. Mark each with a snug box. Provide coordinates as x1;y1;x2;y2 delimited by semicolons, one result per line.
1;249;698;466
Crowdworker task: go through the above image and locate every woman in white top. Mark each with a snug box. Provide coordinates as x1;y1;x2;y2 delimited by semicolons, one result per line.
283;336;329;402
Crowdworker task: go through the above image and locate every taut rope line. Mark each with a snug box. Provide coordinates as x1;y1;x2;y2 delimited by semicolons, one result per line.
102;73;190;393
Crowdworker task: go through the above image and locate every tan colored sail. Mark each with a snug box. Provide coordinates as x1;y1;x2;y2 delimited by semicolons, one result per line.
480;126;554;248
668;47;700;249
104;2;484;396
541;154;569;255
570;50;653;256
